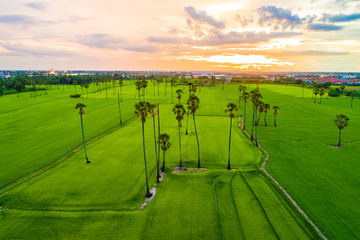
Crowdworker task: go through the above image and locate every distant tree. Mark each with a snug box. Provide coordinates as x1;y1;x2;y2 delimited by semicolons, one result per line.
273;106;279;127
170;78;176;104
225;103;237;169
159;133;171;172
119;79;124;102
134;101;153;198
256;101;264;125
14;81;22;97
75;103;90;163
334;114;349;146
141;80;147;100
173;104;186;167
187;94;201;167
319;88;325;104
176;89;183;104
135;80;142;100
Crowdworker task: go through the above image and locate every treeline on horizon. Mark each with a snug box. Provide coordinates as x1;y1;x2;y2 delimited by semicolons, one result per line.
1;72;360;97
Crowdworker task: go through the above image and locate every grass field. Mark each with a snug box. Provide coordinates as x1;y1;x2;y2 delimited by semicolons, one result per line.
1;81;358;239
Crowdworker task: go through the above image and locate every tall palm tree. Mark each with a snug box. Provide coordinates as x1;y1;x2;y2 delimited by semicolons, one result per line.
238;85;245;111
157;104;161;176
150;104;160;182
134;101;153;198
220;77;226;91
84;83;89;99
176;89;183;104
135;80;142;100
75;103;90;163
173;104;186;167
187;94;201;168
256;101;264;125
117;91;122;124
313;87;319;103
250;89;262;140
73;80;77;94
170;78;176;104
185;82;194;135
334;114;349;146
263;103;271;126
119;79;123;102
273;106;279;127
319;88;325;104
225;103;238;170
242;91;250;130
159;133;171;172
141;80;148;100
350;91;355;108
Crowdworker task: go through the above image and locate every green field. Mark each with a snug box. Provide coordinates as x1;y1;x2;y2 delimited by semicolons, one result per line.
1;82;358;239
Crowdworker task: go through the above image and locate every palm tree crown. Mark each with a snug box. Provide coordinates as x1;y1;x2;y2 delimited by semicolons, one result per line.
187;94;200;115
173;104;186;122
334;114;349;130
75;103;86;115
225;103;238;118
134;101;152;123
160;133;171;151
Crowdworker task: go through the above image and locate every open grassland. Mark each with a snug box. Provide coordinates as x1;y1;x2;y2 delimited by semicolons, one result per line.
1;82;352;239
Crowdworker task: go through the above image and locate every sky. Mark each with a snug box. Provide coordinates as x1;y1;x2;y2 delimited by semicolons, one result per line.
0;0;360;72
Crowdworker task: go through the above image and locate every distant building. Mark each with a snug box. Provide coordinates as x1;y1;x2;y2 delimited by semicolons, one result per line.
49;69;55;75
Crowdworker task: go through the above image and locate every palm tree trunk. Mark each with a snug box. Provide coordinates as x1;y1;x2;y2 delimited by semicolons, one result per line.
171;86;173;104
264;113;267;126
193;114;201;168
185;111;189;135
105;82;108;99
178;121;182;167
120;85;122;102
238;95;241;112
251;103;255;140
142;122;152;197
143;88;145;100
153;117;159;182
320;95;322;104
157;104;161;174
243;101;247;130
162;150;166;172
118;91;122;124
274;114;277;127
157;82;160;96
80;114;90;163
314;95;316;103
227;117;233;169
257;112;262;125
338;128;341;146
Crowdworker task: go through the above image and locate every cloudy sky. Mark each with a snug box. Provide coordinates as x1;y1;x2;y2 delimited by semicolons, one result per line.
0;0;360;71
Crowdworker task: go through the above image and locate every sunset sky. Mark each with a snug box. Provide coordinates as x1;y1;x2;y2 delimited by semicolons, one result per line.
0;0;359;71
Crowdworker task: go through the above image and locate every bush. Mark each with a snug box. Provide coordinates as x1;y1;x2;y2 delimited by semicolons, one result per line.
70;94;81;98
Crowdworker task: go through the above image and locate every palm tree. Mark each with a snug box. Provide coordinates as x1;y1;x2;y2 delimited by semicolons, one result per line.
319;88;325;104
75;103;90;163
242;91;250;130
238;85;245;111
173;104;186;167
350;91;355;108
187;94;201;168
301;82;306;99
159;133;171;172
334;114;349;146
170;78;176;104
150;104;160;182
264;103;271;126
273;106;279;127
84;83;89;99
73;80;77;94
176;89;183;104
220;77;226;91
250;89;262;140
313;87;319;103
225;103;237;169
141;80;147;100
117;91;122;124
185;82;194;135
135;80;142;100
134;101;153;198
256;101;264;125
119;80;123;102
